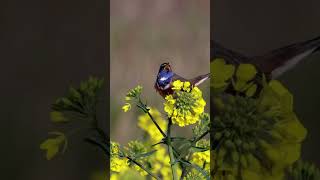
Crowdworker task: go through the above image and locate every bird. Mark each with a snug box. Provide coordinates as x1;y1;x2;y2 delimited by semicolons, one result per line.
211;36;320;79
154;62;210;98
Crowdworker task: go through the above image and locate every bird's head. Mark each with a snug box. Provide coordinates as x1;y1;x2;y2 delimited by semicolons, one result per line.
158;62;171;73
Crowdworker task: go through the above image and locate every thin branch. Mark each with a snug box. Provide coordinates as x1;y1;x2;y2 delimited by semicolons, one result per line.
147;110;166;137
193;130;209;144
136;100;166;138
126;156;161;180
167;117;179;180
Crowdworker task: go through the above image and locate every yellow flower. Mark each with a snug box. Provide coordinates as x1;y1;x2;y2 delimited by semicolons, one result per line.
111;169;146;180
172;80;184;90
110;157;128;173
191;150;210;170
183;81;191;92
211;58;235;90
212;77;307;179
110;141;120;155
126;85;143;99
122;103;131;112
164;81;206;127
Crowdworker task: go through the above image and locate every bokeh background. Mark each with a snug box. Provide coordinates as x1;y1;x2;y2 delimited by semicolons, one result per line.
110;0;210;144
213;0;320;166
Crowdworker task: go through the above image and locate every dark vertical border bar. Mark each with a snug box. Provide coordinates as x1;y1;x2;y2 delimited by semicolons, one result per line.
210;0;214;178
0;0;110;179
105;0;110;179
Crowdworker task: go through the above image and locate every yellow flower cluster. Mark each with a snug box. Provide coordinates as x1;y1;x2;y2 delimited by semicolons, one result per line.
211;59;307;180
121;85;143;112
110;141;128;173
110;141;120;155
110;157;128;173
110;168;145;180
149;145;174;180
164;80;206;127
191;150;210;170
138;108;167;143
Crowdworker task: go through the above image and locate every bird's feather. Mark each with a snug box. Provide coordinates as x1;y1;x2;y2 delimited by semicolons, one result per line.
211;36;320;78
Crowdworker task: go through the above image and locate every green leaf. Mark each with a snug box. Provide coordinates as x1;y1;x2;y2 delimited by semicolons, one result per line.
69;87;81;101
190;146;209;153
40;132;66;160
50;111;68;123
134;150;157;159
179;160;210;180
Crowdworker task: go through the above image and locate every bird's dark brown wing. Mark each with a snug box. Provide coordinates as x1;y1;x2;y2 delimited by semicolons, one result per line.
252;36;320;78
212;37;320;79
211;40;251;65
172;73;210;87
171;73;188;82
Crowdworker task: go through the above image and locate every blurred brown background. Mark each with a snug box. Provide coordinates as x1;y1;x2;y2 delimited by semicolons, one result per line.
110;0;210;144
213;0;320;166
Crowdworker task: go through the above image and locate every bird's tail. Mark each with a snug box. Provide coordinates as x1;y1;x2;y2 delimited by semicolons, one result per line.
191;73;210;87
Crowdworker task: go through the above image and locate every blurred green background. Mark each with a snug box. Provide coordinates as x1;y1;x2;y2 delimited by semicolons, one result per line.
110;0;210;144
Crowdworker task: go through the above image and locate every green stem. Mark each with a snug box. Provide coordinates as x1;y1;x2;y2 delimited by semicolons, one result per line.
193;130;209;144
147;110;166;137
136;100;166;138
167;118;179;180
126;156;161;180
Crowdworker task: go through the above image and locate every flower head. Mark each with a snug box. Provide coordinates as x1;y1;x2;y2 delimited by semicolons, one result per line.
191;140;210;171
110;141;120;155
122;85;143;112
164;80;206;127
111;157;128;173
122;103;131;112
211;59;307;179
126;85;143;99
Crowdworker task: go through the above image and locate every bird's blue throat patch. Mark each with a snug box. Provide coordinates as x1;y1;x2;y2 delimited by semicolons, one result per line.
157;70;174;88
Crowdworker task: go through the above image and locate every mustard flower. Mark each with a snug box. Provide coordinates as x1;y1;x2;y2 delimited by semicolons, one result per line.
138;108;167;143
126;85;143;99
110;157;128;173
210;58;235;90
211;59;307;180
191;151;210;168
122;85;143;112
122;103;131;112
111;168;145;180
110;141;120;155
164;80;206;127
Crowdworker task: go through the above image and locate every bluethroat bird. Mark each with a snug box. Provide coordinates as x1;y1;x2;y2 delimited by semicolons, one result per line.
211;36;320;79
155;62;210;98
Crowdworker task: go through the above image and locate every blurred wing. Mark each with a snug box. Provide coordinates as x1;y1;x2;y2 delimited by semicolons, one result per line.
172;73;188;82
191;73;210;86
211;40;251;64
172;73;210;86
253;36;320;78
